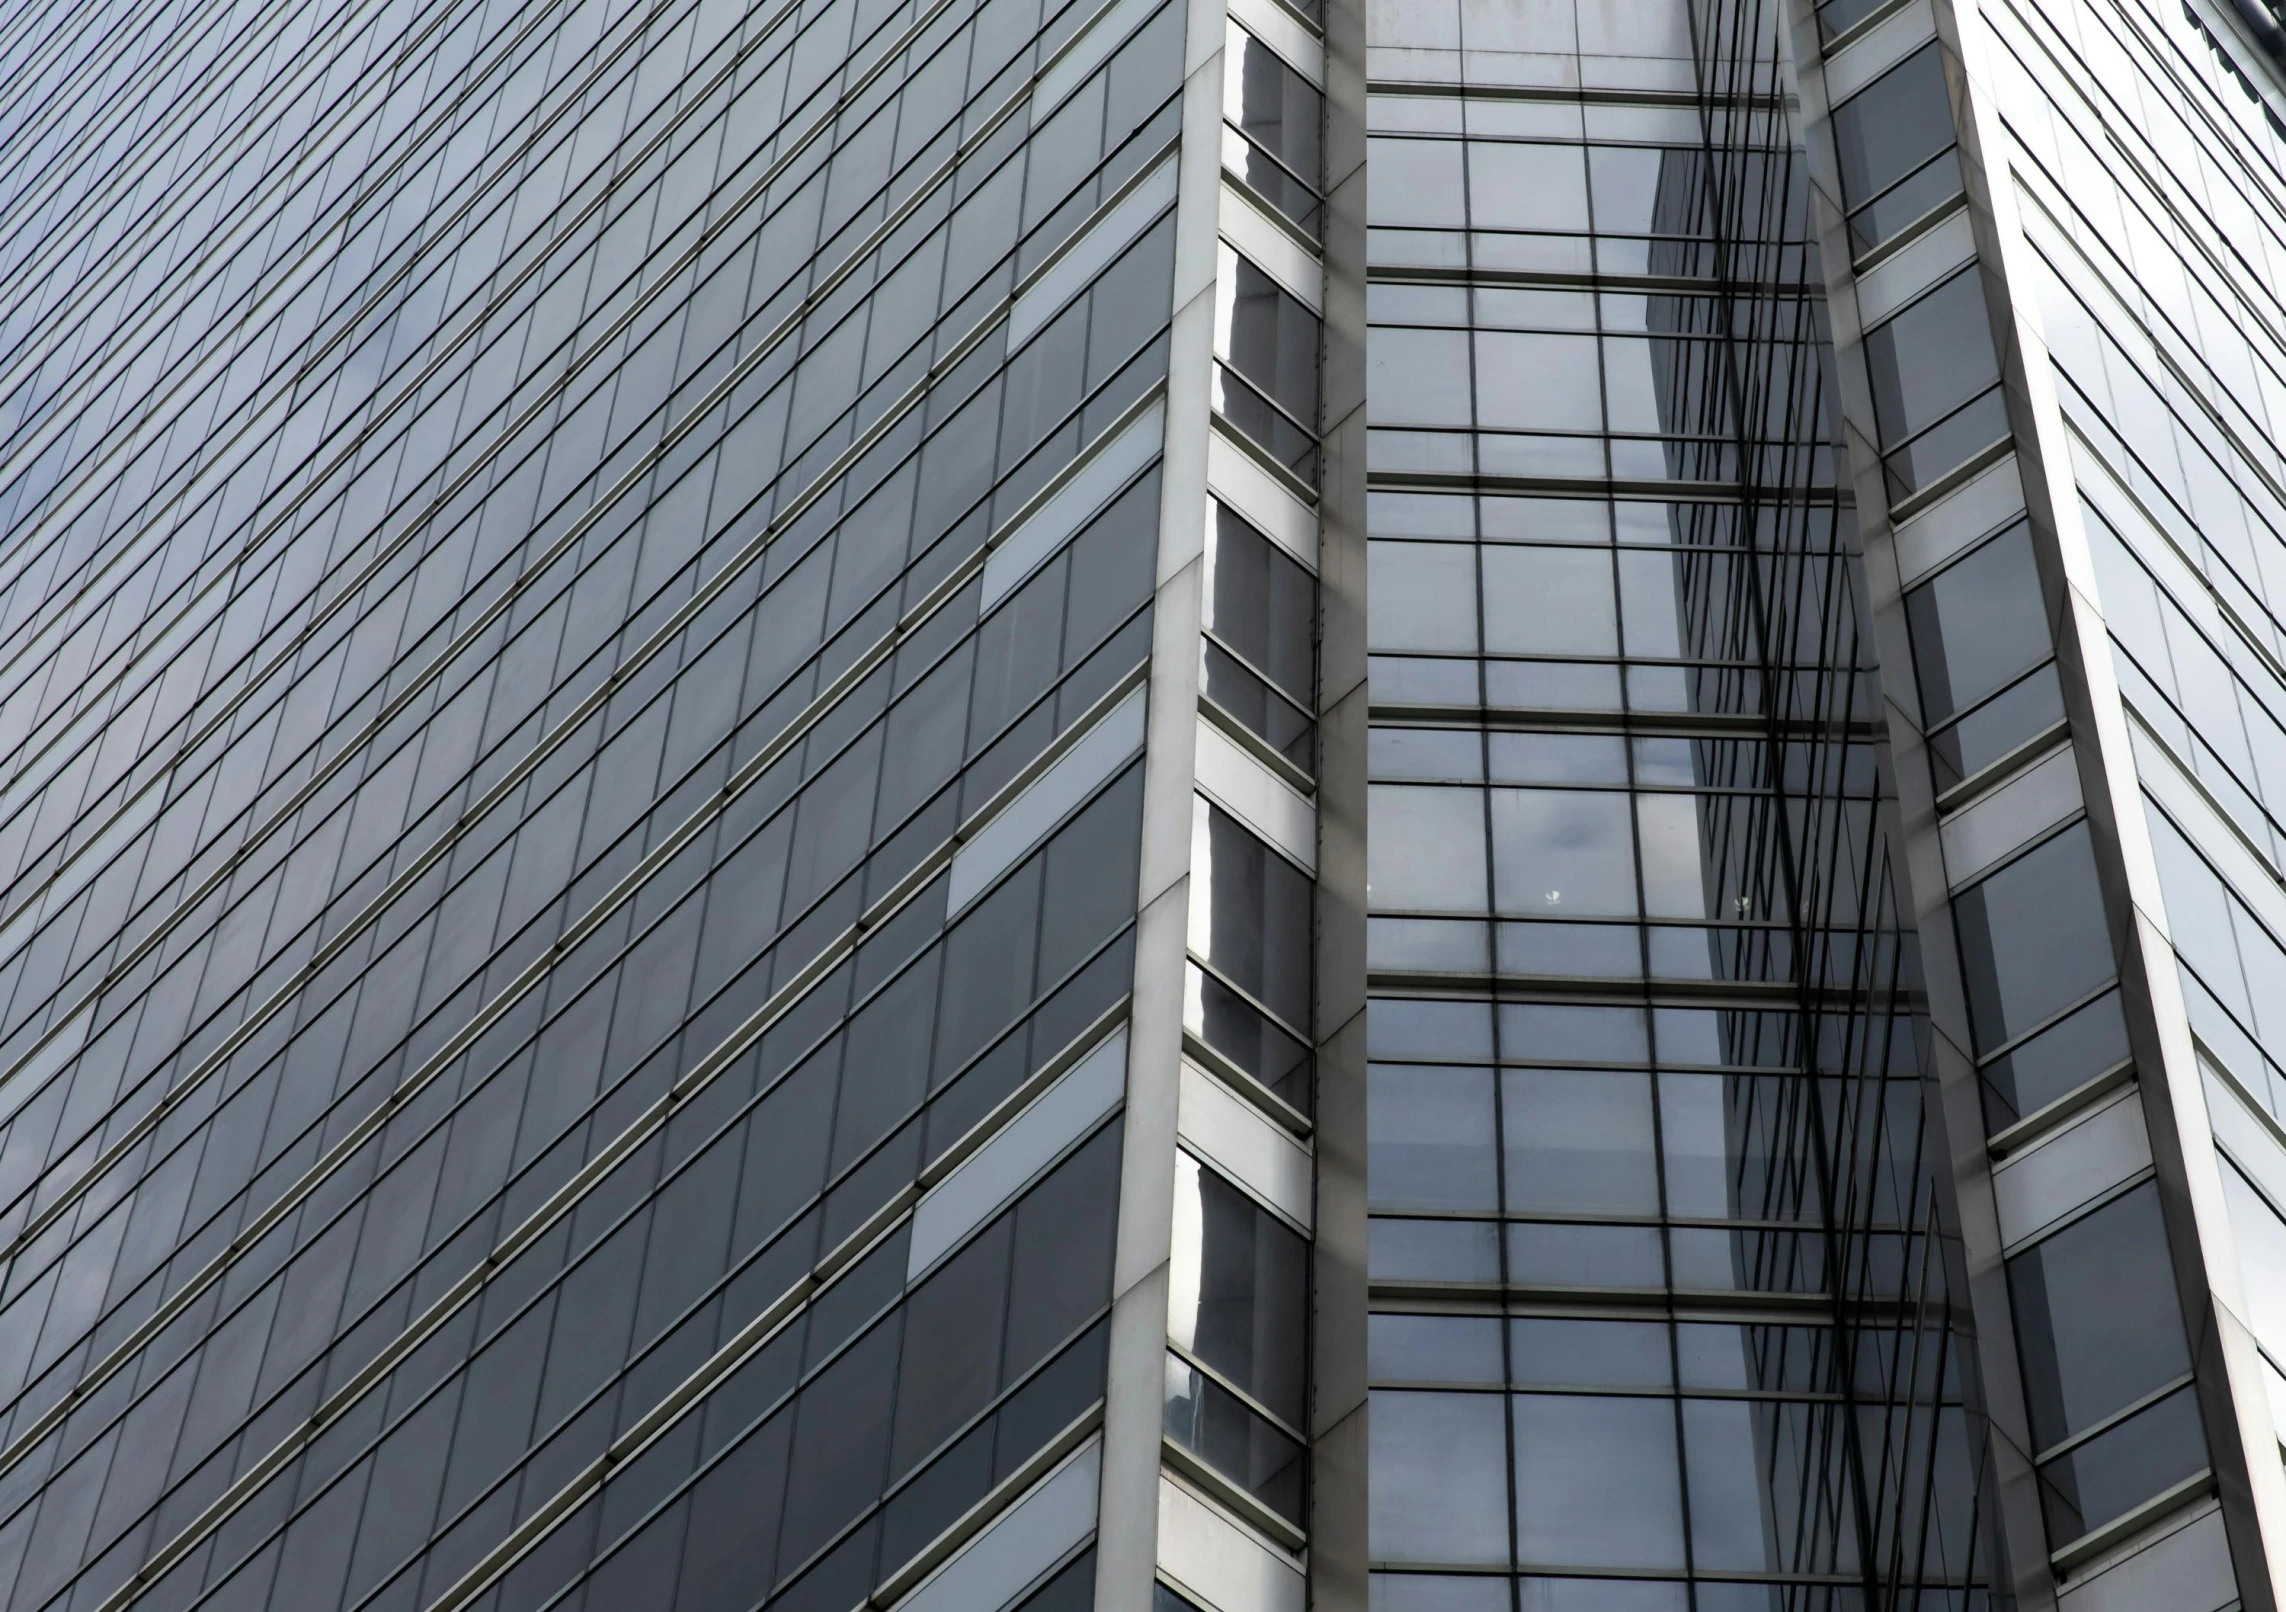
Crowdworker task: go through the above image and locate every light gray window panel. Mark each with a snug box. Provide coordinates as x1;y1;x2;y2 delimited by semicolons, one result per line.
1511;1393;1687;1568
1681;1398;1780;1570
1501;919;1640;978
950;683;1146;912
1371;1391;1514;1564
0;1007;83;1128
1481;546;1618;657
1510;1318;1672;1388
1369;539;1480;652
1371;727;1486;782
1221;180;1323;306
1601;336;1669;435
894;1439;1101;1612
984;400;1166;606
1475;331;1602;432
1372;1577;1521;1610
1370;1217;1503;1282
1194;720;1317;876
1508;1222;1666;1287
1486;731;1627;785
1368;136;1467;226
1368;1063;1499;1210
1490;788;1639;917
1615;501;1683;542
1229;0;1324;79
1616;548;1685;657
1931;663;2065;795
2026;1506;2237;1612
1038;0;1164;113
1990;1085;2149;1252
1370;990;1486;1056
1009;154;1178;347
1474;287;1597;330
1466;141;1590;232
1207;428;1319;569
1631;736;1698;786
1178;1060;1313;1230
1373;489;1478;538
1376;915;1495;972
1159;1471;1308;1612
1481;495;1609;543
1518;1580;1687;1611
1369;1315;1505;1384
1369;784;1490;911
1660;1073;1736;1216
1635;793;1710;920
908;1024;1127;1279
1501;1068;1660;1214
1369;326;1473;425
1500;1002;1649;1061
1939;743;2082;889
1588;144;1687;236
1372;283;1469;324
2222;1162;2286;1362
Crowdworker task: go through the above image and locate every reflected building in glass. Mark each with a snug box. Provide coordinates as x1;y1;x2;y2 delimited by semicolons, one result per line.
1363;0;2286;1596
5;0;2286;1602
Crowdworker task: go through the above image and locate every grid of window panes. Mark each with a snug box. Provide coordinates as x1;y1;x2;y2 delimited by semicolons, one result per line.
0;0;1192;1605
1976;0;2286;1541
1361;0;1993;1596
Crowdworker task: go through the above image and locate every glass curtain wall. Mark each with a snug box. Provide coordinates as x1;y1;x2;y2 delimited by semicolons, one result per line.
2008;0;2286;1508
0;0;1197;1607
1361;0;1998;1599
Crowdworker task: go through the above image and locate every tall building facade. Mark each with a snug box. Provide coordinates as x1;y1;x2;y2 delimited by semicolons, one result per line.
3;0;2286;1605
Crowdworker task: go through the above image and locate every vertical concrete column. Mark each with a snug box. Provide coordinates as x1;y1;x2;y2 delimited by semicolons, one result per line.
1094;1;1229;1601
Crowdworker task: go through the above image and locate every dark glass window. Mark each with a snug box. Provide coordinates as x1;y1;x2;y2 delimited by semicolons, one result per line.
1830;43;1963;252
1193;798;1314;1034
1204;501;1318;707
1232;27;1322;183
1221;251;1323;467
1170;1151;1309;1427
1980;987;2129;1130
2036;1383;2206;1543
1863;269;1999;448
1952;823;2115;1054
1164;1351;1307;1523
1187;961;1315;1113
1928;663;2066;795
2008;1181;2192;1448
1017;1547;1099;1610
1903;521;2051;725
1226;23;1324;233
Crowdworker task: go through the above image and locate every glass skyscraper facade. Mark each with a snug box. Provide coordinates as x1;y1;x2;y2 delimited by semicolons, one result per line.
7;0;2286;1603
